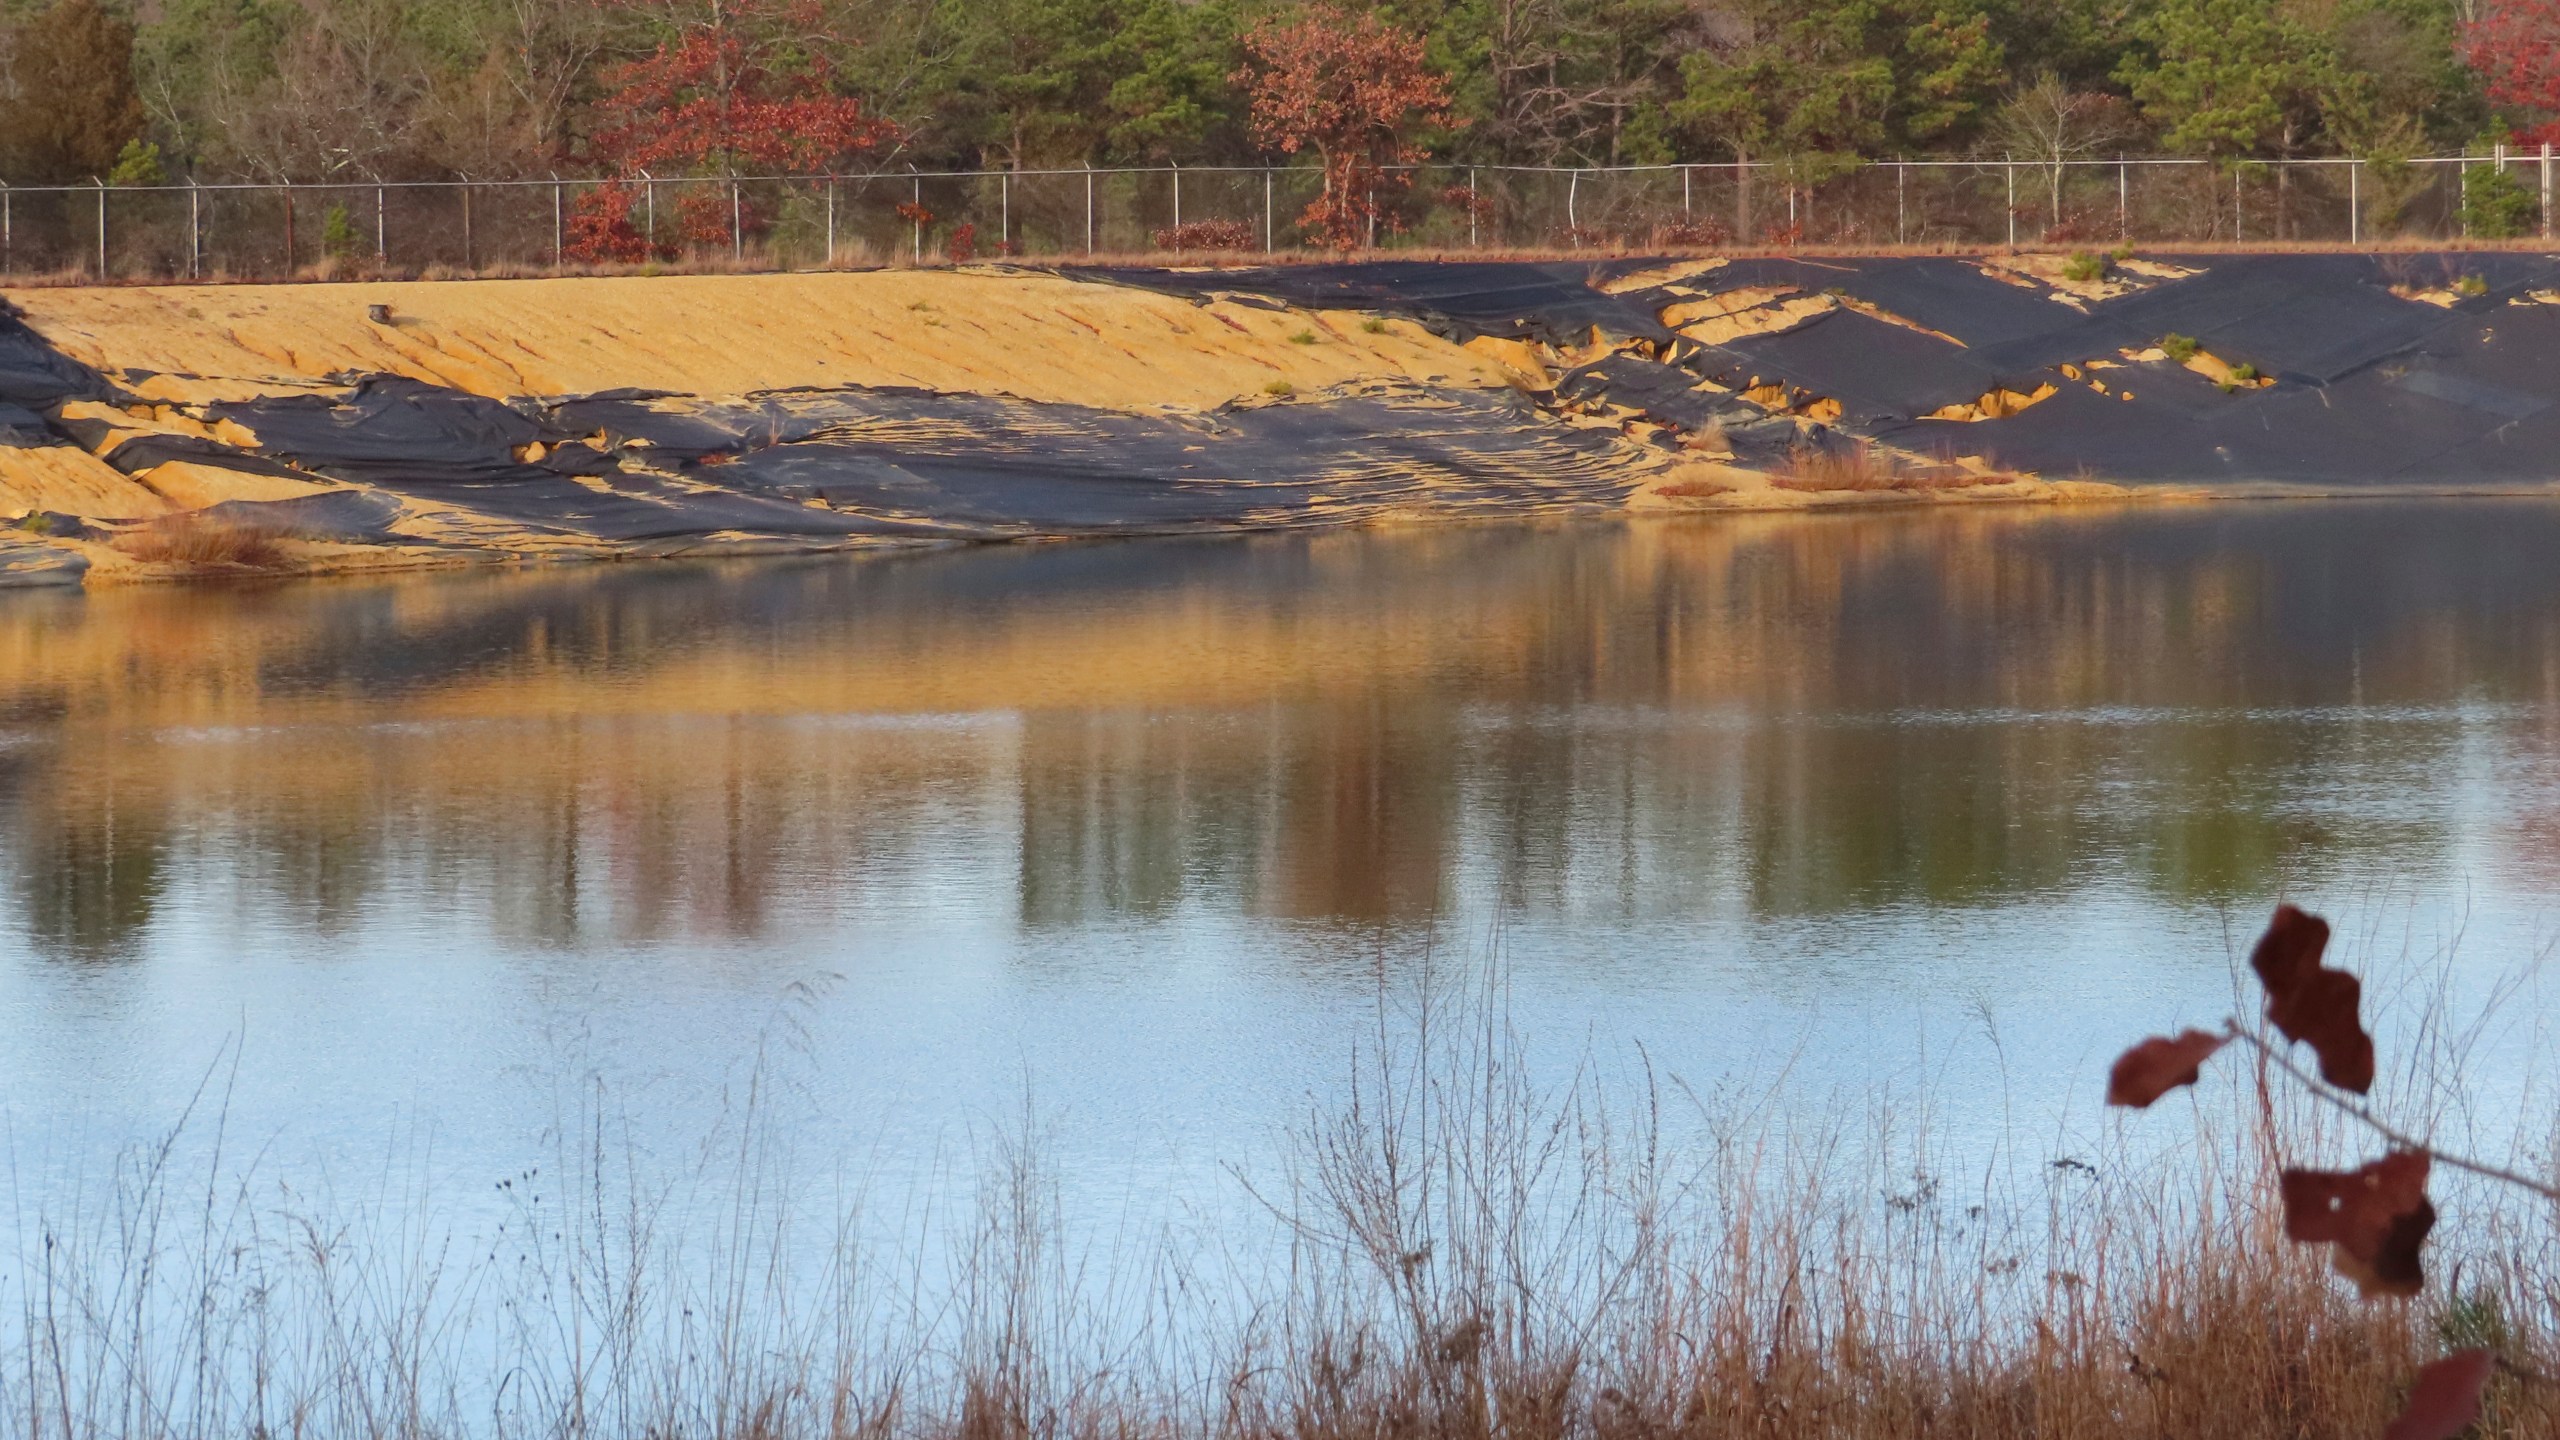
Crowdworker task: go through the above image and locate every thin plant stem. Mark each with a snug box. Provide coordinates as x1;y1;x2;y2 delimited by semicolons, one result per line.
2220;1019;2560;1205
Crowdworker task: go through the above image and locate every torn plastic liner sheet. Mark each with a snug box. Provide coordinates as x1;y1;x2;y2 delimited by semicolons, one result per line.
196;489;410;541
1555;354;1741;429
656;386;1642;532
1706;309;2008;419
212;377;931;542
217;378;1643;540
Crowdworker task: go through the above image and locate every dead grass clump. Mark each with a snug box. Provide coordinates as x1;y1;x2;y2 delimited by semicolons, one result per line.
1152;219;1258;252
1772;441;2011;493
111;512;290;571
1678;421;1732;453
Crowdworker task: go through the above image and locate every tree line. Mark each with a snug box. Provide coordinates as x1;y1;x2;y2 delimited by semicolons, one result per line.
0;0;2549;194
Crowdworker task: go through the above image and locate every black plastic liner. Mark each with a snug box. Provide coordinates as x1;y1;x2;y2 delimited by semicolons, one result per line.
96;432;317;481
1153;253;2560;487
1555;354;1730;429
213;378;917;542
1653;252;2560;484
0;307;102;409
197;489;409;541
189;376;1645;542
2;252;2555;565
560;385;1640;534
1067;260;1676;345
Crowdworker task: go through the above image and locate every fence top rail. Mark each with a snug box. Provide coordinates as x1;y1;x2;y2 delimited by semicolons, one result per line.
0;151;2548;198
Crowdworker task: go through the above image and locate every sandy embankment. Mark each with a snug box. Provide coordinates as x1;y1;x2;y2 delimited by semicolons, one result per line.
0;264;2127;586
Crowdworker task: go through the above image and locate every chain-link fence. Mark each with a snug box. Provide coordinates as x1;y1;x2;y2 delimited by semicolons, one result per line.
3;150;2554;281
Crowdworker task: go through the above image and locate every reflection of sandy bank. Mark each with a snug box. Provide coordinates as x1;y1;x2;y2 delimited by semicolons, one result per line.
1;508;2551;949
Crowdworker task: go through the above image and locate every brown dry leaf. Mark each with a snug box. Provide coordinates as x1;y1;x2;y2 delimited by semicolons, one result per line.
2106;1030;2226;1107
2384;1348;2496;1440
2248;904;2377;1093
2279;1151;2435;1297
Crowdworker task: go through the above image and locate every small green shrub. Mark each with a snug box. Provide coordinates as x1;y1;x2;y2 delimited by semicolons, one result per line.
2062;251;2108;283
2458;162;2536;241
2160;333;2201;363
1287;329;1319;345
1263;380;1296;397
320;204;362;259
1360;317;1388;334
2457;272;2489;297
2229;361;2260;382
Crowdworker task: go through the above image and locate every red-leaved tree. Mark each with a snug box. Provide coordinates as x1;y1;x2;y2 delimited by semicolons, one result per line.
2467;0;2560;147
568;0;898;259
1235;4;1454;250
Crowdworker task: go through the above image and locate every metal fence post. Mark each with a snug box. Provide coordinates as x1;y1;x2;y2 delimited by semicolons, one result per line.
1895;161;1905;244
374;183;385;263
2118;157;2128;237
2350;160;2361;246
460;181;473;271
1683;162;1693;221
2;184;11;274
824;178;836;265
95;181;107;278
1470;166;1480;247
1567;169;1578;236
1265;167;1275;251
1085;168;1095;254
189;179;201;277
909;174;921;262
283;179;296;276
732;177;744;260
1171;163;1181;233
2004;159;2015;248
2544;143;2554;238
552;174;564;263
642;171;655;250
2234;165;2243;242
999;170;1009;252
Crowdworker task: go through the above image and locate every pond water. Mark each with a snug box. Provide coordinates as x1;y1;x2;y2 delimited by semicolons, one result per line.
4;500;2560;1247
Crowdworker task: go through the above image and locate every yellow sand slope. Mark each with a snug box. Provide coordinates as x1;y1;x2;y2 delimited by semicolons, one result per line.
7;269;1506;410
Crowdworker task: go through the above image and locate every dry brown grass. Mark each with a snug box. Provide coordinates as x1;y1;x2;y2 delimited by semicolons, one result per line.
110;511;290;572
1653;478;1734;498
3;962;2550;1440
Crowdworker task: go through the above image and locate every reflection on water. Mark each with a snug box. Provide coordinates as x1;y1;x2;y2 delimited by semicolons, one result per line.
7;499;2560;1271
3;502;2559;962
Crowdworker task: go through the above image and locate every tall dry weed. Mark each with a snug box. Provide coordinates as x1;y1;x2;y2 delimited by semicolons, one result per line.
111;512;289;572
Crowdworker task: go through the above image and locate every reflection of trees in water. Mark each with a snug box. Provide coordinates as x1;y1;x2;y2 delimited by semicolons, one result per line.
3;503;2560;956
1011;703;1456;928
11;788;167;963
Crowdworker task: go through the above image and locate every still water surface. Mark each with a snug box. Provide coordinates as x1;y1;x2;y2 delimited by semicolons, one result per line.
4;501;2560;1234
